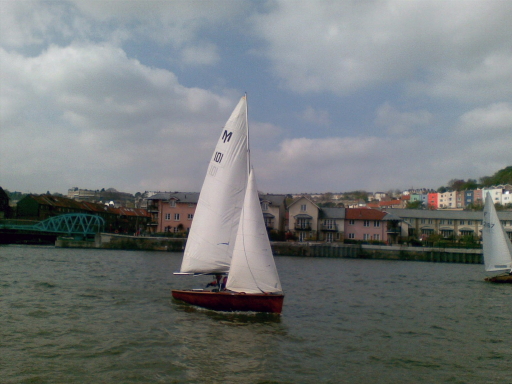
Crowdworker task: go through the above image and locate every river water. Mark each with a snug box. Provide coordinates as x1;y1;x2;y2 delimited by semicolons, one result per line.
1;245;510;383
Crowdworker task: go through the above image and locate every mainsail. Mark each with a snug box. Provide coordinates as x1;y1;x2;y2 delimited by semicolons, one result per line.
482;192;512;272
179;96;249;274
226;169;283;294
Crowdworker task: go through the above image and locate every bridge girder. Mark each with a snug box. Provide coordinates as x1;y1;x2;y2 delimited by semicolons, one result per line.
31;214;105;236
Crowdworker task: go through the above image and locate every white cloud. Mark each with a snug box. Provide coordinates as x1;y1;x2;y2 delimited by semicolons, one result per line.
375;103;433;135
252;0;512;99
300;106;330;126
456;102;512;134
0;43;237;193
181;43;220;66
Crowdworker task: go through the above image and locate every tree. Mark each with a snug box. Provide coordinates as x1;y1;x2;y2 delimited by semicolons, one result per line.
480;166;512;186
406;200;424;209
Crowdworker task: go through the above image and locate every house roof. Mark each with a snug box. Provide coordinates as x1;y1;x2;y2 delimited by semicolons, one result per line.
146;193;171;200
146;192;200;204
169;192;200;204
386;208;512;220
288;195;319;209
319;207;345;219
259;193;286;206
24;194;150;217
345;208;387;220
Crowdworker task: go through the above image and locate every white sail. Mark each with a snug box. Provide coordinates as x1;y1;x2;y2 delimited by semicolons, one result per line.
179;96;248;274
226;169;283;294
482;192;512;272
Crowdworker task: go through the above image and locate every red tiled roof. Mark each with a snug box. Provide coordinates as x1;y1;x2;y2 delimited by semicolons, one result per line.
345;208;387;220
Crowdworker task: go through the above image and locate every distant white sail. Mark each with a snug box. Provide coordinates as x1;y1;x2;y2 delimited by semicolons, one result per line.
482;192;512;272
226;169;283;294
179;96;248;274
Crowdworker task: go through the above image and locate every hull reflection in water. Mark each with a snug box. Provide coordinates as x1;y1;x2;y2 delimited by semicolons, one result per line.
172;289;284;314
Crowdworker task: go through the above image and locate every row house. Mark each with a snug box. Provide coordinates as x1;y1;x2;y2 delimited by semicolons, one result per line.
146;191;287;235
260;194;287;233
387;208;512;241
146;192;199;234
427;192;439;209
288;196;320;242
345;208;388;243
438;191;464;209
15;194;150;234
287;196;394;243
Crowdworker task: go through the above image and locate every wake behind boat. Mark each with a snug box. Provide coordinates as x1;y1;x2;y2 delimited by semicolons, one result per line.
482;192;512;283
171;96;284;313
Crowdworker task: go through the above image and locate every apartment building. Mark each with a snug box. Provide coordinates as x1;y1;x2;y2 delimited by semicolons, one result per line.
387;208;512;241
345;208;388;243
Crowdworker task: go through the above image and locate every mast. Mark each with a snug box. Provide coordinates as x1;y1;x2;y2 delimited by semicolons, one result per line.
245;93;250;173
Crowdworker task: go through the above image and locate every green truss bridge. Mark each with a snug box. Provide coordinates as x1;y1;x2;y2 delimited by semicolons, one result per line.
1;213;105;237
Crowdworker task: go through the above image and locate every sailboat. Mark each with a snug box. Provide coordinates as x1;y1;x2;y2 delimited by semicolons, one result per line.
171;96;284;313
482;192;512;283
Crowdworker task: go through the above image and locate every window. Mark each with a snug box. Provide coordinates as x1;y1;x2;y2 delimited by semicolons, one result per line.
187;214;193;220
440;219;445;224
169;200;176;207
324;219;335;230
468;220;473;225
262;202;268;211
348;233;355;239
349;219;355;225
174;213;180;221
374;234;380;241
374;221;380;228
447;220;453;225
460;220;465;225
364;220;370;227
165;213;171;220
300;204;307;212
363;234;370;240
173;227;179;233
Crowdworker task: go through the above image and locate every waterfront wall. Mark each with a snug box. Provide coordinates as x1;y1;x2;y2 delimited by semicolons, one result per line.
55;234;483;264
270;242;483;264
55;233;186;252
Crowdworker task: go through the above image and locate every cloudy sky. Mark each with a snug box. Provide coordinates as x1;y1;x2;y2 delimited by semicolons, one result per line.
1;0;511;195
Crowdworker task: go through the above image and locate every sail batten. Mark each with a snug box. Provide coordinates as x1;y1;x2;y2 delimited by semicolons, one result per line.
482;192;512;273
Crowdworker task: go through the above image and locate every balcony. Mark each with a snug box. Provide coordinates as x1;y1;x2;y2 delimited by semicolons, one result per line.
321;224;338;232
147;205;159;212
295;224;312;231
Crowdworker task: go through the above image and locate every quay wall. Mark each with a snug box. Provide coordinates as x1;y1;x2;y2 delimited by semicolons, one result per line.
56;233;186;252
55;235;483;264
270;242;483;264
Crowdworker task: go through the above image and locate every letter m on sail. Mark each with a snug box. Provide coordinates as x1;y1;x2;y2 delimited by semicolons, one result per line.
222;130;232;143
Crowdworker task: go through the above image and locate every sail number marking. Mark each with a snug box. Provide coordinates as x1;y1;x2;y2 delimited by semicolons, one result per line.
222;130;232;143
482;221;495;228
214;152;224;163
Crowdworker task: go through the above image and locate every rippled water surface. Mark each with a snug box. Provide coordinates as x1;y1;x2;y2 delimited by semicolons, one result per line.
1;245;511;383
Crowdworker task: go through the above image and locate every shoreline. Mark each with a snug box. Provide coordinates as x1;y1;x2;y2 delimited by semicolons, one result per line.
54;234;483;264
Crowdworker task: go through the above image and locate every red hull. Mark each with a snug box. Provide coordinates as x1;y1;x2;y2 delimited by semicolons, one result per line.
485;275;512;283
172;290;284;314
